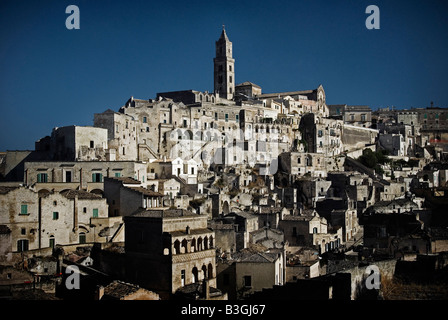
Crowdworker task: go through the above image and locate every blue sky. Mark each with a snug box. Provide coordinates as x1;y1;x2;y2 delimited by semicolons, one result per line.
1;0;448;151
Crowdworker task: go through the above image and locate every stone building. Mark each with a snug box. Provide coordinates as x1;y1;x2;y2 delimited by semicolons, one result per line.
103;177;164;217
24;160;147;191
298;113;343;156
234;82;262;101
278;209;343;253
93;109;140;161
34;125;109;161
343;105;372;128
124;208;219;299
0;186;110;255
328;105;372;128
217;248;284;299
278;151;328;178
40;189;109;247
0;186;39;253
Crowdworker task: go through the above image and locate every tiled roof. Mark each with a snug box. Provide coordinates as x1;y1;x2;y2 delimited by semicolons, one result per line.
127;186;164;197
103;280;143;299
0;186;18;194
110;176;141;184
131;208;197;218
236;81;261;88
60;189;103;200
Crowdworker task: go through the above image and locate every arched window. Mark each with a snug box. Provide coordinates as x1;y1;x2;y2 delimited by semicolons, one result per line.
198;237;203;251
79;232;86;244
192;267;199;283
191;238;196;253
49;235;55;248
202;265;207;279
203;236;208;250
209;235;214;248
174;240;180;255
208;263;213;279
181;239;188;254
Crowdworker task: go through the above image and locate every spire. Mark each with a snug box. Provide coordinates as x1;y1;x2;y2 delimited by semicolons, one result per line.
219;25;229;42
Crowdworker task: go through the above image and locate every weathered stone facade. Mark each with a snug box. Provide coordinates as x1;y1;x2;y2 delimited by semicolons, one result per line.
124;209;218;298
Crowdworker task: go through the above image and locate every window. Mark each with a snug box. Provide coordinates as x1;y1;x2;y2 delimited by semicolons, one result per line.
225;114;228;122
215;112;218;121
21;228;26;235
20;204;28;215
229;76;233;83
181;270;186;287
235;114;239;122
90;141;94;148
115;172;121;177
313;227;318;234
243;275;252;287
65;171;72;182
49;236;55;248
143;116;147;123
79;232;86;244
17;239;29;252
53;212;59;220
37;173;48;183
92;173;103;182
93;209;98;218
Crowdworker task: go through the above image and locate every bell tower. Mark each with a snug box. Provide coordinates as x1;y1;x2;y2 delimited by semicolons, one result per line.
214;26;235;100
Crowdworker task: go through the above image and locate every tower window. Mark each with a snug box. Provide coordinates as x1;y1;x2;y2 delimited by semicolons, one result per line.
229;76;232;83
229;65;232;71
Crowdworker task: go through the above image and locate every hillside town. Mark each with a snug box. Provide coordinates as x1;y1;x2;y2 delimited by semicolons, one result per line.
1;27;448;301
